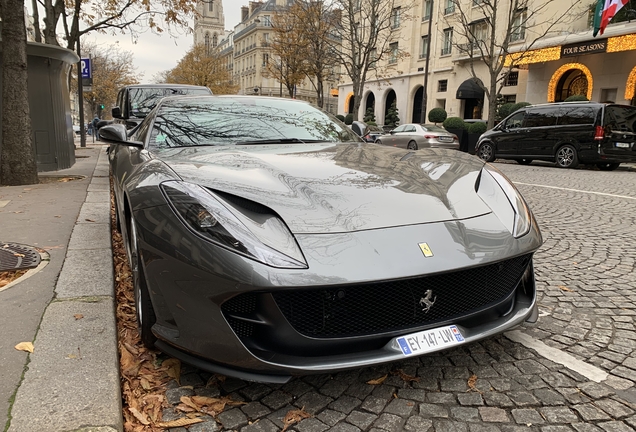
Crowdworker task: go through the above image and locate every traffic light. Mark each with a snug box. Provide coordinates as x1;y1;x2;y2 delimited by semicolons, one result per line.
99;104;105;110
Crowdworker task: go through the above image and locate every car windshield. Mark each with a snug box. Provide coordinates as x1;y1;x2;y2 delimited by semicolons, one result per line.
421;125;448;133
129;87;211;118
148;97;362;148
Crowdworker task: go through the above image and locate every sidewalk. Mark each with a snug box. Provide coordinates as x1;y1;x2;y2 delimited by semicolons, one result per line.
0;144;122;432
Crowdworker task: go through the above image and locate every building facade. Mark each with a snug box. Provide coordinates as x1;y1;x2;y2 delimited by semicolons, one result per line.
337;0;636;125
194;0;227;53
195;0;338;112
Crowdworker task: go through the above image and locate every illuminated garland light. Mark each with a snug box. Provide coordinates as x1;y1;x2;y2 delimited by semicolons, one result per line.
625;67;636;100
547;63;593;102
504;47;561;67
607;34;636;53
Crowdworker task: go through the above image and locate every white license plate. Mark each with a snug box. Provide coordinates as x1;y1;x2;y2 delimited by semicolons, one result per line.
396;325;465;357
615;142;631;148
439;136;453;142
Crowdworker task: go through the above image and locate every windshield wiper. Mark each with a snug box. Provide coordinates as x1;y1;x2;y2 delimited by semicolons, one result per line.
234;138;326;145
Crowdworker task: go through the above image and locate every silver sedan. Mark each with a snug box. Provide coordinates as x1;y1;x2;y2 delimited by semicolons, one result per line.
376;124;460;150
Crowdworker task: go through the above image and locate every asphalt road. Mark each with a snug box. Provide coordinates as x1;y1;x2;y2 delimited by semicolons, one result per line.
161;161;636;432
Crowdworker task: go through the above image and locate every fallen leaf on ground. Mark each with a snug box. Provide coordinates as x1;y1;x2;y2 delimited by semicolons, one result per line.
156;417;204;428
162;358;181;383
282;408;312;432
128;407;150;425
85;218;96;222
467;374;480;392
13;253;25;257
14;342;34;353
393;369;420;383
366;374;388;385
74;314;84;320
54;215;61;218
558;285;574;292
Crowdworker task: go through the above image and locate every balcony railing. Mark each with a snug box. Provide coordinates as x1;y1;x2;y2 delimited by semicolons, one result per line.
444;5;455;14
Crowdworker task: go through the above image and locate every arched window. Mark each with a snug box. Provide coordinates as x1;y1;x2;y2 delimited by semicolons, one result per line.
205;33;210;54
213;33;218;48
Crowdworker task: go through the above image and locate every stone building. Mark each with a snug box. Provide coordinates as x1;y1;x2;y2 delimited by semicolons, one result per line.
337;0;636;125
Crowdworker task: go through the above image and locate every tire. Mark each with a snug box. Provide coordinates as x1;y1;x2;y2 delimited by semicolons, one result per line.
407;141;418;150
375;139;383;145
596;162;620;171
555;144;579;169
128;217;157;348
516;159;533;165
114;198;122;233
477;142;495;162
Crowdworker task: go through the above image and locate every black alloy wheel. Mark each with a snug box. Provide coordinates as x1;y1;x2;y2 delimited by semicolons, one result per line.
555;145;579;169
407;141;418;150
517;159;533;165
477;142;496;162
596;162;620;171
128;217;157;348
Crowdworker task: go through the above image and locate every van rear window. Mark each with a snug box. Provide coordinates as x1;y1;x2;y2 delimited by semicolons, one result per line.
604;106;636;133
558;107;596;125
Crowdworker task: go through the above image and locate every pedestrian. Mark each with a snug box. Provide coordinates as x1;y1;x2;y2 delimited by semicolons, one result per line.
87;122;93;136
92;117;100;140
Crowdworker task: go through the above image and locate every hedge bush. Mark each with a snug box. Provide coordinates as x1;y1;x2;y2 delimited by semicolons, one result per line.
344;114;354;125
468;122;488;134
498;103;515;119
510;102;531;114
443;117;467;130
335;114;345;122
428;108;448;123
564;94;589;102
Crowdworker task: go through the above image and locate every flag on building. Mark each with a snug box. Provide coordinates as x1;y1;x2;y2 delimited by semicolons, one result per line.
593;0;630;37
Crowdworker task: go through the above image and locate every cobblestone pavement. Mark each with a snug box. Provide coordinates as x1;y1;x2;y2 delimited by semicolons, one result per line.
163;161;636;432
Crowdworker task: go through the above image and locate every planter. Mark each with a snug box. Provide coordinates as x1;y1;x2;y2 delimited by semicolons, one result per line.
467;133;482;155
446;127;469;152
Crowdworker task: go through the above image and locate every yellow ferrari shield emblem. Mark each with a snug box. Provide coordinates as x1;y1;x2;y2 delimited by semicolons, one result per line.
419;243;434;257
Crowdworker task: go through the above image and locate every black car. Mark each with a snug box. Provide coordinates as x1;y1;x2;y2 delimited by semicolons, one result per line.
101;95;541;383
112;84;213;129
476;102;636;170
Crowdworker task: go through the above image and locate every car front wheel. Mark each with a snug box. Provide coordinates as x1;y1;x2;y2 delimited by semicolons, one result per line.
596;162;620;171
556;145;579;169
407;141;418;150
477;142;496;162
128;217;157;348
375;139;383;145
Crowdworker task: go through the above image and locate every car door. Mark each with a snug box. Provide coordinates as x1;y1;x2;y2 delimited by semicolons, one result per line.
518;107;559;157
386;125;407;147
494;111;527;156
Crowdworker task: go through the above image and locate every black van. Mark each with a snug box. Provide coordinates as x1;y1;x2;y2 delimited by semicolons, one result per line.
476;102;636;170
112;84;212;129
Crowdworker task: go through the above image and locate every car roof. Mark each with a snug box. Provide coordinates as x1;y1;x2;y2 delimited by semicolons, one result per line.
122;83;210;90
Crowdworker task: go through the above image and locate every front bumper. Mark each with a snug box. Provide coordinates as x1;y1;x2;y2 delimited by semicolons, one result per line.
134;204;541;383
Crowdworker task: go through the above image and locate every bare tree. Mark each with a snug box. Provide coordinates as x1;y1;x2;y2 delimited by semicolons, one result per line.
326;0;414;121
287;1;340;109
445;0;584;128
264;8;310;99
0;0;38;185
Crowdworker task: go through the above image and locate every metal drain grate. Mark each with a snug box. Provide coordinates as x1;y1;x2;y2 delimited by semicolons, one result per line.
0;243;41;272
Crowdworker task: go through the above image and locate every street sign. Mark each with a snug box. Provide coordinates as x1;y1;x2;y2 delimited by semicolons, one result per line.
81;58;92;79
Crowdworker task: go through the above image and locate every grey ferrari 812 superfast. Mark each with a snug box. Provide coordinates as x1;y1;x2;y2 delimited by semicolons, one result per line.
102;95;542;383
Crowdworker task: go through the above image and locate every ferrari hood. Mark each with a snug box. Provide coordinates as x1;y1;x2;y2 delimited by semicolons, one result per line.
158;143;491;234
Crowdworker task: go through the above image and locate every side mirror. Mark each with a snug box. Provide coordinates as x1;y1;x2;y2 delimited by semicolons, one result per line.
98;124;143;147
112;106;122;118
390;130;395;135
350;121;368;137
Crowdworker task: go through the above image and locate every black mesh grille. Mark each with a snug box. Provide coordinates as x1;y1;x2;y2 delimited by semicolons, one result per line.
273;255;531;338
226;317;254;338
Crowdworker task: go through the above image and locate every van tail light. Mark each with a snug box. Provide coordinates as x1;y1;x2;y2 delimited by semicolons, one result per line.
594;126;605;141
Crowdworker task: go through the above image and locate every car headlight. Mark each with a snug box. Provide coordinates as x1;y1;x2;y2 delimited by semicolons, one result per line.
161;181;307;269
476;166;532;238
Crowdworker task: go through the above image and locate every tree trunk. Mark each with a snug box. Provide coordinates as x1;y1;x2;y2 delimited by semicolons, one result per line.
0;0;38;185
31;0;42;42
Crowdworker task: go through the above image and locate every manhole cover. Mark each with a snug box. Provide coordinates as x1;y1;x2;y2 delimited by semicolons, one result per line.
0;243;41;271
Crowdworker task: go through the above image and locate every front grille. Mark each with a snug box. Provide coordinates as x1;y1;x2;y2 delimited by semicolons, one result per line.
273;255;531;338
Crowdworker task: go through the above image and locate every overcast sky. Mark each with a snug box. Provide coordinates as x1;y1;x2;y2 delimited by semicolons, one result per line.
85;0;246;81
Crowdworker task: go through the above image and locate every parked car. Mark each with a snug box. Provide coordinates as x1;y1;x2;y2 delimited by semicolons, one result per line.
363;124;387;143
376;124;460;150
476;102;636;170
112;83;212;129
101;95;541;383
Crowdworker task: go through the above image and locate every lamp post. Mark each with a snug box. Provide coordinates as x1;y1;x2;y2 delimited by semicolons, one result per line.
420;0;434;124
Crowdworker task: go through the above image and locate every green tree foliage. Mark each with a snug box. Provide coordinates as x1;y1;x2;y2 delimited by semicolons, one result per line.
510;102;531;113
165;44;238;95
497;103;516;120
443;117;467;130
564;94;589;102
468;121;488;134
428;108;448;124
364;107;376;123
384;101;400;127
344;113;354;125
